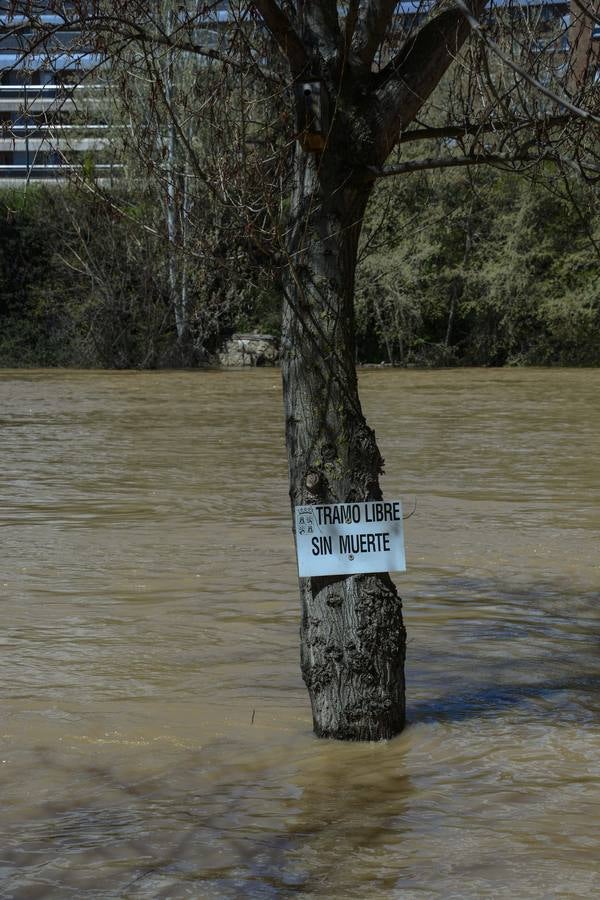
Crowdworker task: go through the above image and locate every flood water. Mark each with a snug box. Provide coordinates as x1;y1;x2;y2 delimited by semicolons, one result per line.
1;367;599;898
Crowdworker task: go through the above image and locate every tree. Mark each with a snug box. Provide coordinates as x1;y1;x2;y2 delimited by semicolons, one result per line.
200;0;598;740
4;0;599;740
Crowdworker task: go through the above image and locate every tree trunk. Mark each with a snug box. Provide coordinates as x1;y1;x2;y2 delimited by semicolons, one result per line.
281;148;406;741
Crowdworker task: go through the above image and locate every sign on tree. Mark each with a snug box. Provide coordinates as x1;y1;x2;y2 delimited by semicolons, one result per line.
295;501;406;578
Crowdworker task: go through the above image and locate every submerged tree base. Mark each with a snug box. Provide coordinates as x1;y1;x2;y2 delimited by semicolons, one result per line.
301;573;406;741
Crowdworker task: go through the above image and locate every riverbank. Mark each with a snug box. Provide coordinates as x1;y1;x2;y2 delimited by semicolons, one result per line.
2;169;599;368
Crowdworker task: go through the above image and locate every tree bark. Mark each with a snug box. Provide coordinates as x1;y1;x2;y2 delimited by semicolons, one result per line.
281;146;406;741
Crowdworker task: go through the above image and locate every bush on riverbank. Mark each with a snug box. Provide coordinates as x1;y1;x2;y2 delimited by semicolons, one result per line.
1;169;599;368
0;185;278;368
356;169;600;366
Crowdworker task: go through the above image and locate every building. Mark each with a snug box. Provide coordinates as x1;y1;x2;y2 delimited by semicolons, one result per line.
0;1;107;181
0;0;597;182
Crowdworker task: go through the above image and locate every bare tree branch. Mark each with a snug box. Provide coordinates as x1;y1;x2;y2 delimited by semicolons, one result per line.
373;3;488;159
571;0;600;27
252;0;308;74
398;113;573;145
0;10;262;75
352;1;398;69
301;0;341;61
368;151;600;178
343;0;361;56
454;0;600;126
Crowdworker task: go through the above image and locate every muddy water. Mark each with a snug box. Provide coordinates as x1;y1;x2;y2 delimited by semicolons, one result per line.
1;367;599;899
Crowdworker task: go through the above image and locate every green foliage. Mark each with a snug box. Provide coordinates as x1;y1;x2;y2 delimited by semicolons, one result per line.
0;186;171;367
357;168;600;366
1;168;598;369
0;184;280;368
0;188;73;366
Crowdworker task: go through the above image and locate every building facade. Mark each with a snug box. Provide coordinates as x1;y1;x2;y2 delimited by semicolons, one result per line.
0;1;105;181
0;0;598;182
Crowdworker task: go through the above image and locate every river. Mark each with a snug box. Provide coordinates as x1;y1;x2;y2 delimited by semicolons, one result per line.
1;367;599;898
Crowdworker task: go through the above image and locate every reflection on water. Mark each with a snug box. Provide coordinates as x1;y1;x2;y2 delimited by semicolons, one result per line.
1;368;599;898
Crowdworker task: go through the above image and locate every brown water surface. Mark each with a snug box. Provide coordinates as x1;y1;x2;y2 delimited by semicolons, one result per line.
1;367;599;898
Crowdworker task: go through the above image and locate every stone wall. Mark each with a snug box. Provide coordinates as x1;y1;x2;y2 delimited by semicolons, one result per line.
218;334;279;367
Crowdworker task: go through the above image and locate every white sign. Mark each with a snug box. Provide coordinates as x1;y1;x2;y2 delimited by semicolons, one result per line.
294;500;406;578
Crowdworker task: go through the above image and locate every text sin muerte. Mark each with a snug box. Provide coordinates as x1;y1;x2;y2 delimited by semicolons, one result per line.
311;501;401;557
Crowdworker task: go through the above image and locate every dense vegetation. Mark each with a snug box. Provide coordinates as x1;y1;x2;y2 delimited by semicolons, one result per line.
1;168;599;368
357;169;600;366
